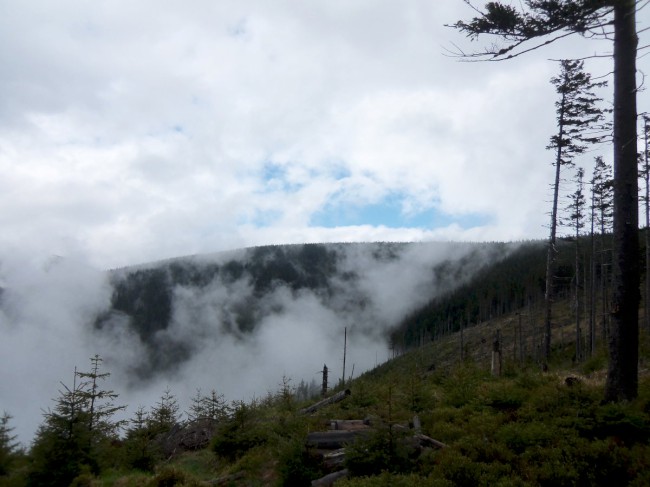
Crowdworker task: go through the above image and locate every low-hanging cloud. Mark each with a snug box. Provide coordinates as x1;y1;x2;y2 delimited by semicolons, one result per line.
1;241;511;445
0;241;502;445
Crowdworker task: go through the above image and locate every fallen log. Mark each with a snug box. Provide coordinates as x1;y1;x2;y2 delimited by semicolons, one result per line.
300;389;351;414
306;430;369;450
311;469;349;486
328;419;371;431
321;448;346;469
413;433;448;450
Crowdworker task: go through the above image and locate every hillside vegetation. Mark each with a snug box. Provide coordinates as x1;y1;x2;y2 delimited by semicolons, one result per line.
5;311;648;486
3;236;650;486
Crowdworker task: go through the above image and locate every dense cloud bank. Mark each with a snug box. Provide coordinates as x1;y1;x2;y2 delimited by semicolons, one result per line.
0;241;510;444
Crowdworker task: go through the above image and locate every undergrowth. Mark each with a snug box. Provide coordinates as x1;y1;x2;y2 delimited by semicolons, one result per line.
47;331;650;487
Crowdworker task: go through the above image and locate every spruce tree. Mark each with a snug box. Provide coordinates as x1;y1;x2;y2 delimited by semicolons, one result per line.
148;388;180;434
0;412;19;477
187;389;230;423
76;354;126;438
28;370;95;487
123;406;157;471
28;357;125;486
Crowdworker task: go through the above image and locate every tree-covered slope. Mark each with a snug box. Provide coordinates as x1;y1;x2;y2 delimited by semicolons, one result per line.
97;241;516;380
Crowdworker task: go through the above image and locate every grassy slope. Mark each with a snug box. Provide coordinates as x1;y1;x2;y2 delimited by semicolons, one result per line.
93;301;650;487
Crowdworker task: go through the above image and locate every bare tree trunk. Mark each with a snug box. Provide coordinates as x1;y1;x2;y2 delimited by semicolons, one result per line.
605;0;639;402
491;329;502;376
583;255;589;357
600;217;609;343
321;364;328;397
644;119;650;333
589;193;597;355
575;221;582;362
459;319;464;362
545;95;566;364
518;312;524;363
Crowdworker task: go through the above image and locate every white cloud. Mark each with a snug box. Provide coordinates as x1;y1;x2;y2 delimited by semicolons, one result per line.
0;2;637;268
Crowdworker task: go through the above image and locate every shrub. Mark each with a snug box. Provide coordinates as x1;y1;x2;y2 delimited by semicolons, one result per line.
441;364;488;408
211;401;270;461
484;383;526;412
496;421;556;454
146;466;200;487
337;472;454;486
211;421;269;462
276;439;323;487
345;426;417;477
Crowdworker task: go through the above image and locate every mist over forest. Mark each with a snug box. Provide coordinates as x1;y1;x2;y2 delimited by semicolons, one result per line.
0;241;515;445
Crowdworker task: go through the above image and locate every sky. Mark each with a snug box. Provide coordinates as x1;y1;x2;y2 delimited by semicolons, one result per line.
2;0;650;445
2;1;647;270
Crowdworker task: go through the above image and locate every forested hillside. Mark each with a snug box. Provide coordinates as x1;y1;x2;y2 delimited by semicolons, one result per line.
391;238;594;350
97;241;515;380
3;235;650;486
93;233;626;383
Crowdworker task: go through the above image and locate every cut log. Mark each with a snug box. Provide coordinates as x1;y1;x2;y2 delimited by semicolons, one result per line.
413;433;448;449
311;469;349;486
328;419;370;431
306;430;369;449
321;448;346;469
300;389;351;414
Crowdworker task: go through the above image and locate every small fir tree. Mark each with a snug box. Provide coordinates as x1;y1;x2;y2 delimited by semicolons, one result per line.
27;357;124;486
0;411;19;477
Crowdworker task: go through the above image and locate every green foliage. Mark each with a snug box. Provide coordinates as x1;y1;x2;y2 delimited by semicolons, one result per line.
186;389;230;423
338;472;453;487
581;352;608;376
120;388;186;474
148;388;180;435
29;374;96;485
122;407;160;472
441;363;488;408
28;422;96;487
275;439;323;487
496;421;556;454
165;451;217;482
26;357;127;486
484;387;525;412
69;466;96;487
394;242;555;349
345;426;418;477
211;401;269;462
0;412;19;478
146;466;201;487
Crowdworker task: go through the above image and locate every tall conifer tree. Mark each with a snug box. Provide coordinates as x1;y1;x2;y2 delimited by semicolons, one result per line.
544;59;607;363
453;0;639;401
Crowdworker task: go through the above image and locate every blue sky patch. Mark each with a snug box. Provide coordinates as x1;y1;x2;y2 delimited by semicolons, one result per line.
311;195;490;230
261;162;303;193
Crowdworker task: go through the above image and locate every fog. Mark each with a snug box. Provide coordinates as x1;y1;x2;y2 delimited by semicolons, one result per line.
0;242;507;446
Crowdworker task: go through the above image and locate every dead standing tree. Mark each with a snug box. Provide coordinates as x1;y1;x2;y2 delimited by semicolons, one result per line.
640;116;650;333
566;167;587;361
